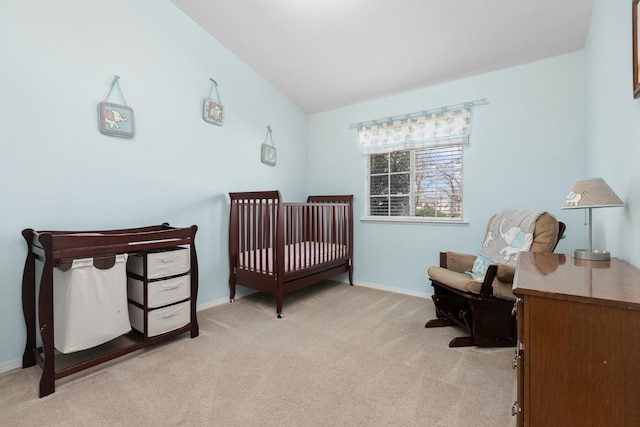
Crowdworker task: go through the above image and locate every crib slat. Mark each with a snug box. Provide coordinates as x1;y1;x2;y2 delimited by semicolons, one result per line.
298;204;304;270
259;199;264;272
236;202;242;265
253;199;258;272
320;205;325;263
285;204;291;272
266;199;271;274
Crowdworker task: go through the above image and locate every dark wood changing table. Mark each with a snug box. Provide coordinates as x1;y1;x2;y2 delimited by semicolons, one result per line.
21;223;199;397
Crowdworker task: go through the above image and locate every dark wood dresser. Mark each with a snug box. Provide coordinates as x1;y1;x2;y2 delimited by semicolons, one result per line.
512;252;640;427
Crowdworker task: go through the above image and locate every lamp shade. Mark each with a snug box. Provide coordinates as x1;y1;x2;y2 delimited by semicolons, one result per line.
561;177;624;261
561;178;624;209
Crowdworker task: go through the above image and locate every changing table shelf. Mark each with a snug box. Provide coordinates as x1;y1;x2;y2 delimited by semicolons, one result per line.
21;223;199;397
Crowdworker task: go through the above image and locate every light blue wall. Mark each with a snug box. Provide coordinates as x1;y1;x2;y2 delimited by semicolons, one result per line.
3;0;636;371
0;1;308;367
307;52;586;295
585;0;640;267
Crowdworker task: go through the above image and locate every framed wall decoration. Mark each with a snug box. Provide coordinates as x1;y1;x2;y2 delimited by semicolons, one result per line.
634;0;640;98
261;125;277;166
98;102;134;138
203;77;224;126
98;75;135;138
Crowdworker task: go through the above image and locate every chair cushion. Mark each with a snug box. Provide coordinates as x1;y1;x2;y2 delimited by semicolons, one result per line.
530;213;560;253
492;279;516;301
496;263;516;282
443;251;476;274
428;266;482;294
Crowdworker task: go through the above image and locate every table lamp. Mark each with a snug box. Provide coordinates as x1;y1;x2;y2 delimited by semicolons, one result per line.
561;177;624;260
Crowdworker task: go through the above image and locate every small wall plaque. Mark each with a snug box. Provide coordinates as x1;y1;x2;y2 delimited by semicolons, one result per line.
203;77;224;126
261;125;276;166
261;143;277;166
98;75;134;138
98;102;134;138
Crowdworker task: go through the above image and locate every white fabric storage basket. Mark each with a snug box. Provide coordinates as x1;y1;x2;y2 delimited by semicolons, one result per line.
127;247;189;279
127;274;190;308
128;301;190;337
53;254;131;354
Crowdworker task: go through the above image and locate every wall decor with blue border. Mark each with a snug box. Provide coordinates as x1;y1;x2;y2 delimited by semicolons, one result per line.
203;77;224;126
98;75;135;138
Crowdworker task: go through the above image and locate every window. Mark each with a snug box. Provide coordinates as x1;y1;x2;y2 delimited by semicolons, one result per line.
365;144;463;219
355;104;474;222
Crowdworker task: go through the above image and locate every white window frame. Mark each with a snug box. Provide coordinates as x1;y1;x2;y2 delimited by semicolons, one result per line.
362;144;465;224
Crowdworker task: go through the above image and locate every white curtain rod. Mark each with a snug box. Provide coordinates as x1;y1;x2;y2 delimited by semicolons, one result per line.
349;98;488;129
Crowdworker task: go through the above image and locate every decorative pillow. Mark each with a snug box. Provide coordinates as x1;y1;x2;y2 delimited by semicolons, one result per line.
468;255;493;282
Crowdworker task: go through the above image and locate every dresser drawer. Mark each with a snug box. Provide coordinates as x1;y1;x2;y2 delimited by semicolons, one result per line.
127;246;189;279
128;301;190;337
127;274;190;308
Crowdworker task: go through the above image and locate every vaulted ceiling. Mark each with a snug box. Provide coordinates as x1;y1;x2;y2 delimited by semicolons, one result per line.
171;0;595;114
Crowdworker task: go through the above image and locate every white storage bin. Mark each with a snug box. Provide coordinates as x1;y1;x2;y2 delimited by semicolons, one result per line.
127;274;190;308
53;254;131;354
127;247;189;279
128;301;190;337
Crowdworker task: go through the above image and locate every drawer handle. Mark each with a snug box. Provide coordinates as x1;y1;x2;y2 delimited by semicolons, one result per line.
512;401;521;416
160;283;182;290
154;252;182;263
160;307;184;318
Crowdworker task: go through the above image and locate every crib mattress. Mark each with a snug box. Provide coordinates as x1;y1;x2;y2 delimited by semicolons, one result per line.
238;241;347;274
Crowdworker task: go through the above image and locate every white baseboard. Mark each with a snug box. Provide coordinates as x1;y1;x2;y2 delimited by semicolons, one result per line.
196;296;231;312
0;358;22;376
349;280;431;299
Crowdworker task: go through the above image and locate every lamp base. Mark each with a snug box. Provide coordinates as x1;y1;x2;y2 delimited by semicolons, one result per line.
573;249;611;261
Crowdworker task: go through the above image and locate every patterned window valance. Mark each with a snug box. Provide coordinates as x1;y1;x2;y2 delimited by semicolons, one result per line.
355;103;477;155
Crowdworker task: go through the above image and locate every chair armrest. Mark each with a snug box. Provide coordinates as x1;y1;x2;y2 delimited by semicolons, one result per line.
441;251;476;273
480;264;499;295
495;263;516;283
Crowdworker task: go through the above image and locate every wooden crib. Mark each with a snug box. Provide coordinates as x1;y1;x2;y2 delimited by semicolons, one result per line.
228;191;353;317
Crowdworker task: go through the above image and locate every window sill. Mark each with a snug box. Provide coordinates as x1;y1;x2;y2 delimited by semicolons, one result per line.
360;216;469;225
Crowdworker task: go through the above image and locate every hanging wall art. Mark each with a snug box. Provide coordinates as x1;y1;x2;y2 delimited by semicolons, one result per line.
98;75;134;138
203;77;224;126
261;125;277;166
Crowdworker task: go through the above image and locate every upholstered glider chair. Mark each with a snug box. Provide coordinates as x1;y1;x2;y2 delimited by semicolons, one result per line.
426;211;565;347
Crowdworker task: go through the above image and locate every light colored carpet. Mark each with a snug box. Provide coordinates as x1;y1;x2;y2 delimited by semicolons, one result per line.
0;281;517;426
